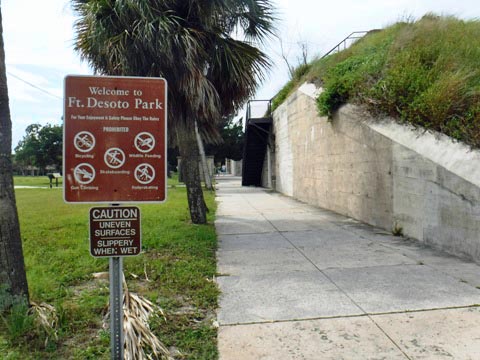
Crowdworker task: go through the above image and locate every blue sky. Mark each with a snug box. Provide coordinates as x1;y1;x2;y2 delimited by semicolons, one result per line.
3;0;480;150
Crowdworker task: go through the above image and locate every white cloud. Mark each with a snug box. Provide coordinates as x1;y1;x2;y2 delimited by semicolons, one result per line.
3;0;84;69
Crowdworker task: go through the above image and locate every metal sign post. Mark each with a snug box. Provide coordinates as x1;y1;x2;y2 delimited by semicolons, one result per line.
89;204;141;359
109;256;124;360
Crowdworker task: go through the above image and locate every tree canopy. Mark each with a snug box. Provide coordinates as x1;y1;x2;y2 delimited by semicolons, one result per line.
14;123;63;172
72;0;275;223
206;117;245;163
72;0;275;140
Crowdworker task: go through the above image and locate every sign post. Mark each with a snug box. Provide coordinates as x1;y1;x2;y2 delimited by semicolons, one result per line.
109;256;124;359
89;205;141;359
64;75;167;359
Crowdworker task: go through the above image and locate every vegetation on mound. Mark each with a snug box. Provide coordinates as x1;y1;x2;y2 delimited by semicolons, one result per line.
272;14;480;148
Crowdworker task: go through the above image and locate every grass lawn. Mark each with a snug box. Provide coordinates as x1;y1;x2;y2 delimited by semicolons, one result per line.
0;181;218;359
13;174;180;188
14;175;63;187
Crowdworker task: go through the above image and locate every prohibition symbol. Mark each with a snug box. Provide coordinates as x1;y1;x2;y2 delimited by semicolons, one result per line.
104;148;125;169
74;131;95;153
134;132;155;153
74;163;96;184
134;163;155;184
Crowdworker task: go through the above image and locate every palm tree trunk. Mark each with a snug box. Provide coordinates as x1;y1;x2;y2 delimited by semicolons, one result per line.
0;8;29;304
178;124;208;224
195;121;213;190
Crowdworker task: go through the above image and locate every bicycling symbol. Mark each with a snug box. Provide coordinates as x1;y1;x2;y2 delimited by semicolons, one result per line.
74;131;95;153
134;163;155;184
104;148;125;169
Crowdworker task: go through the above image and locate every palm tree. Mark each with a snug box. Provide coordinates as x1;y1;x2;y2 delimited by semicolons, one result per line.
72;0;275;223
0;7;29;305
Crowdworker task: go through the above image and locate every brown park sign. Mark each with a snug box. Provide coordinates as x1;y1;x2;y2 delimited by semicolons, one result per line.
90;206;141;257
64;75;167;203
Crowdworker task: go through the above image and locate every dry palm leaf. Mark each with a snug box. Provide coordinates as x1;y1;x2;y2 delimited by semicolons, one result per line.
28;301;59;347
103;277;175;360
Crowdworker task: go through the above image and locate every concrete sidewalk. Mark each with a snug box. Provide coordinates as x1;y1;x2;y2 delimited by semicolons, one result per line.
215;176;480;359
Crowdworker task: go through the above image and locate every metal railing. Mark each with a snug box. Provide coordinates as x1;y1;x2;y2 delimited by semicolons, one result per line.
245;30;378;119
321;31;372;59
246;99;272;123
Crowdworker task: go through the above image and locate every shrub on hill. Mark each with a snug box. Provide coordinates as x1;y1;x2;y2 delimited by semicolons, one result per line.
272;14;480;148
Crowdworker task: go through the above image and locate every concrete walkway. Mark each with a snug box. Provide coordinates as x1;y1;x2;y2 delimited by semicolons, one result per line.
215;176;480;360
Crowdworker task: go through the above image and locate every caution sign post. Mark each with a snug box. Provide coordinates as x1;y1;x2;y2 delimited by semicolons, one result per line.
64;75;167;360
63;75;167;203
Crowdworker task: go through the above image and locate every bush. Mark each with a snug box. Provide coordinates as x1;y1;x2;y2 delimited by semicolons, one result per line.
1;302;34;343
316;55;367;118
271;80;294;112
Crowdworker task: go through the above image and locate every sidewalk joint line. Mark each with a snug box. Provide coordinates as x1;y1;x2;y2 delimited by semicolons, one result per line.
218;304;480;328
368;317;412;360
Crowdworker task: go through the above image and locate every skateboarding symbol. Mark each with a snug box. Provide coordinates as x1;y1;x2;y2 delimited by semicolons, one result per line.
74;163;96;184
134;163;155;184
104;148;125;169
74;131;95;153
134;132;155;153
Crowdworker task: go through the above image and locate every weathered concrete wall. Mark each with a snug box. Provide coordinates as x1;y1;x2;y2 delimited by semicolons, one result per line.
391;144;480;259
225;159;243;176
273;100;294;196
272;85;480;262
273;90;393;229
261;145;275;188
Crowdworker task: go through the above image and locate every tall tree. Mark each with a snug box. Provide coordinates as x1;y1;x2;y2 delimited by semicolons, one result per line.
72;0;275;223
0;7;29;305
15;123;63;173
206;116;245;164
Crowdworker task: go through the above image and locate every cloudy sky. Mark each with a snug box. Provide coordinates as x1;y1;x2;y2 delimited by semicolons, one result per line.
3;0;480;150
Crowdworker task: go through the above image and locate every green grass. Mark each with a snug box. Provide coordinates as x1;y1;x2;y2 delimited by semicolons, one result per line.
13;172;180;188
271;63;312;112
1;183;218;359
14;176;63;187
272;14;480;148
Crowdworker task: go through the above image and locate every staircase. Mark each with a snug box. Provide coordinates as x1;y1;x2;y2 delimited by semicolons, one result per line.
241;100;272;186
321;30;379;59
240;30;378;186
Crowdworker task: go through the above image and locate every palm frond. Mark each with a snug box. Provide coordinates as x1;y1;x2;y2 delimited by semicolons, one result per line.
101;276;174;360
71;0;276;141
28;301;59;347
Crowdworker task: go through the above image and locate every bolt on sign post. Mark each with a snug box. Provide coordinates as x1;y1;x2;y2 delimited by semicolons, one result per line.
64;75;167;360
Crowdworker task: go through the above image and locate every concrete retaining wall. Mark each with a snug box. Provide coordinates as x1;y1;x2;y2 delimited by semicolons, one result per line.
226;159;243;176
272;85;480;262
